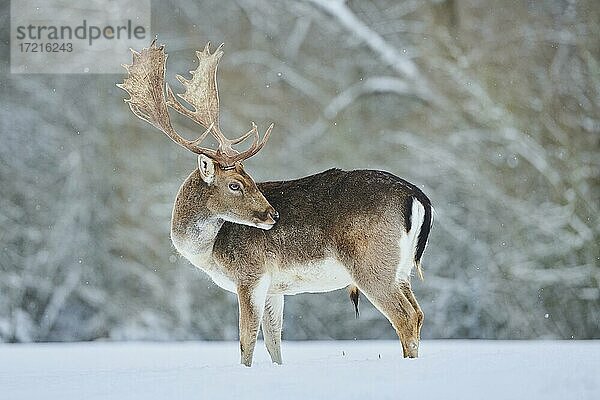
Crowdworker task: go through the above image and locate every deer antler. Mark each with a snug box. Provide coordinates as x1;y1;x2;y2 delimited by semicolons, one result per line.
165;42;222;133
118;38;273;168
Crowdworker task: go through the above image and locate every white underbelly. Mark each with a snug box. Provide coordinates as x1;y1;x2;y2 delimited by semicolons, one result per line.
270;257;353;295
178;242;352;296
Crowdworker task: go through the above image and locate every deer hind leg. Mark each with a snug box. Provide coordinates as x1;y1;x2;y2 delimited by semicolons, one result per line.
237;276;270;367
400;281;424;339
354;279;420;358
261;294;284;364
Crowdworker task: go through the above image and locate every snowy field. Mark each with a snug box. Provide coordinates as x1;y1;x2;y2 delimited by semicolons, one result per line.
1;340;598;400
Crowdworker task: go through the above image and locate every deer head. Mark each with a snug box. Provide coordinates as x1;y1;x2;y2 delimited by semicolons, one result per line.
118;38;278;229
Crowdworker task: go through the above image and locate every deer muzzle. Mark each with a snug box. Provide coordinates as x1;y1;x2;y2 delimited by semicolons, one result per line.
253;207;279;228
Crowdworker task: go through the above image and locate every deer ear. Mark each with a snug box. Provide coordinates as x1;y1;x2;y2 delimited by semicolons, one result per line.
198;154;216;185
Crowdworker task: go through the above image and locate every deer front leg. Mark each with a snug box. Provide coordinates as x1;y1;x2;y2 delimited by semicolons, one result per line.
262;294;284;364
237;277;270;367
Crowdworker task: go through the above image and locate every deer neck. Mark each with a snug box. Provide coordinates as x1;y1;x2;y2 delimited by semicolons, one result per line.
171;171;224;257
185;214;223;253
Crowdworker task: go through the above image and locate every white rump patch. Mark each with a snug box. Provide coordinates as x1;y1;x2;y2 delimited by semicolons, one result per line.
395;198;425;281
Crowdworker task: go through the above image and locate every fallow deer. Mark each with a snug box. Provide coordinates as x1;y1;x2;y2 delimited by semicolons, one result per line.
118;39;433;367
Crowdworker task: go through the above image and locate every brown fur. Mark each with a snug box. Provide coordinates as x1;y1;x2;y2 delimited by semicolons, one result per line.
119;40;432;365
171;163;432;365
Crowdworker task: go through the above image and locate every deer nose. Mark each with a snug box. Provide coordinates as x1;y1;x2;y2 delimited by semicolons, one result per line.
270;210;280;222
254;209;277;223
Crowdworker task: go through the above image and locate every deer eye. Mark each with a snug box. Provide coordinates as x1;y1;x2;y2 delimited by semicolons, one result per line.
228;182;241;192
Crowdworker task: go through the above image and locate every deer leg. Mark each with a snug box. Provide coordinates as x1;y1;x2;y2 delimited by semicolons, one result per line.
237;277;270;367
354;281;420;358
382;289;420;358
261;294;284;364
399;281;424;338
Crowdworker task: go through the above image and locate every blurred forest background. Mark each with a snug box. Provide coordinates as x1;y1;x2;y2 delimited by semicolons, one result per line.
1;0;598;343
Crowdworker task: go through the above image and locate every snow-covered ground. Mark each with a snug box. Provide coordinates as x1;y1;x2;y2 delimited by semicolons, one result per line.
0;340;598;399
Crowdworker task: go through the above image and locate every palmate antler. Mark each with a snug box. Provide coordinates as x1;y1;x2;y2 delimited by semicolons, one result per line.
117;38;273;168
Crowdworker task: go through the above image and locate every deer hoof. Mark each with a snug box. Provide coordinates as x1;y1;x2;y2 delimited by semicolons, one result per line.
403;339;419;358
